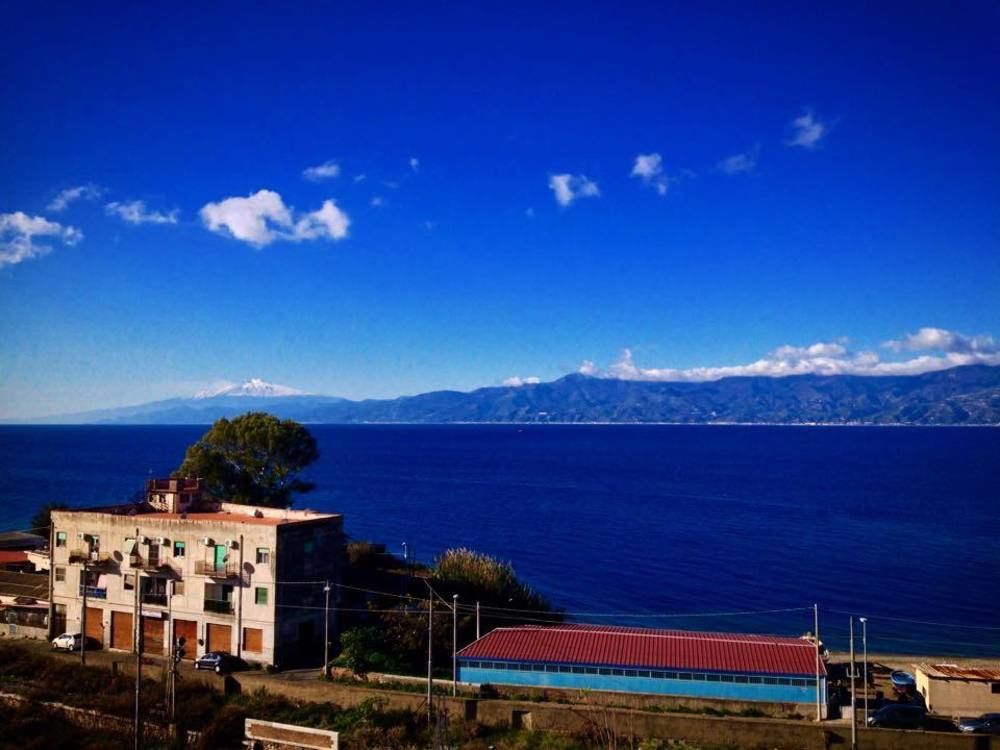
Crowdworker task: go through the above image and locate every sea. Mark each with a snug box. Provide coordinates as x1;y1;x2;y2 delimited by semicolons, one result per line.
1;424;997;657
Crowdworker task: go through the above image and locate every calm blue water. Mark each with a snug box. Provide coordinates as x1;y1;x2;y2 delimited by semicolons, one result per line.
1;425;997;657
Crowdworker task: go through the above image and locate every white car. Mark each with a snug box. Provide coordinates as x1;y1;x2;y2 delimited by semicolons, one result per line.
51;632;83;651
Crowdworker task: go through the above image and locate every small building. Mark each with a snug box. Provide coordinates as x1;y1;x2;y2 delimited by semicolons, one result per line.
0;569;49;639
457;624;826;715
915;663;1000;716
50;478;344;668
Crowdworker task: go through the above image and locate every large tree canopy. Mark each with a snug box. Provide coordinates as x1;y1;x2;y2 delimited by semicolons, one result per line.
175;412;319;508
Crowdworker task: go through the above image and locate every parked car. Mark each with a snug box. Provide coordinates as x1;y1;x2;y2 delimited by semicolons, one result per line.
867;704;927;729
51;632;83;652
193;651;244;674
957;713;1000;734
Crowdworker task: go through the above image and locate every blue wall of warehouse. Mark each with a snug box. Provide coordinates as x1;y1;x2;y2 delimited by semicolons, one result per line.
458;666;822;704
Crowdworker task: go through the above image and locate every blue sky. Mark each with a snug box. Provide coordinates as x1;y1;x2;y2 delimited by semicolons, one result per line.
2;2;999;418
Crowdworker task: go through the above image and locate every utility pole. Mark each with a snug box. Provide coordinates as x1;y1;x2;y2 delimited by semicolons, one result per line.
236;534;244;659
476;601;480;640
426;586;433;726
849;616;857;750
133;528;142;750
813;603;820;721
452;594;458;696
80;558;88;666
860;617;868;725
323;581;331;677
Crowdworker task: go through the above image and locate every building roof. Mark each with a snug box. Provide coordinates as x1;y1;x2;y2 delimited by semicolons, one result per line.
0;532;47;551
0;551;30;565
916;663;1000;681
55;504;339;527
0;571;48;600
458;624;826;677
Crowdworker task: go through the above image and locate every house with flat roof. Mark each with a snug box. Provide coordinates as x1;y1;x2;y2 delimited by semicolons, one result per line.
457;623;827;717
915;663;1000;716
50;478;343;668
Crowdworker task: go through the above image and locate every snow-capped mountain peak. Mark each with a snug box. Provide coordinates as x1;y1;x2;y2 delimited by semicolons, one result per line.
194;378;307;399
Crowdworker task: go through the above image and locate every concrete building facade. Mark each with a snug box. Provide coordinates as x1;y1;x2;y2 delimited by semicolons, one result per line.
50;479;342;668
915;663;1000;716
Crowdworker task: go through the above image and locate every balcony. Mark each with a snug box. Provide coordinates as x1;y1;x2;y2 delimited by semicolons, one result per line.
78;585;107;600
195;560;240;578
141;593;168;607
129;554;167;572
203;598;234;615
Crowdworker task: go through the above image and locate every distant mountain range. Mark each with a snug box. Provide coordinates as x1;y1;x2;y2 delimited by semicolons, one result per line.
18;367;1000;425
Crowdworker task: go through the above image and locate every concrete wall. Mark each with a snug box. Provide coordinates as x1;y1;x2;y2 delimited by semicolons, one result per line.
460;664;821;706
917;671;1000;716
234;675;1000;750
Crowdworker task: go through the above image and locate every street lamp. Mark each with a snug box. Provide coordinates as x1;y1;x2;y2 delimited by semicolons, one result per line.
859;617;868;724
452;594;459;696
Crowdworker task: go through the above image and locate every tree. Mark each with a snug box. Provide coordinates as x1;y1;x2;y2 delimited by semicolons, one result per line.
174;412;319;508
30;502;68;537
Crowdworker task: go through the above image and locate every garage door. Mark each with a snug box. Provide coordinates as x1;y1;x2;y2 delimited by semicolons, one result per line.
206;623;231;654
85;606;103;645
173;619;197;659
111;611;133;651
243;627;263;654
142;616;164;655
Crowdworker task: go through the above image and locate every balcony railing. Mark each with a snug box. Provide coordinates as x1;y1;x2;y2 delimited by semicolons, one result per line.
78;585;107;600
142;593;168;607
195;560;240;578
203;598;234;615
129;555;167;572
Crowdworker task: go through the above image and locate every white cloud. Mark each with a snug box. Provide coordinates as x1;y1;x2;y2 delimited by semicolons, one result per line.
0;211;83;267
199;189;350;247
302;160;341;182
630;153;669;195
717;145;760;175
548;173;600;207
47;184;103;212
105;200;179;225
580;331;1000;382
370;196;384;207
884;327;998;355
409;157;419;172
503;376;541;387
353;174;367;183
787;109;827;149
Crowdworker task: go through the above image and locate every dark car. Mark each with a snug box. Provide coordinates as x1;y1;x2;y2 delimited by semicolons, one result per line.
957;713;1000;735
867;704;927;729
193;651;243;674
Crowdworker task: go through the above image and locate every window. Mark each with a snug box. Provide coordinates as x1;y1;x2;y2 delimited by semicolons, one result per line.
532;664;545;672
720;674;735;683
637;670;650;678
54;567;65;582
599;668;612;676
173;580;185;596
545;665;558;673
572;666;585;674
992;683;1000;694
256;547;270;564
255;587;268;605
611;668;624;676
734;675;749;684
124;574;135;590
304;540;314;554
56;532;67;547
693;673;707;681
663;671;678;679
650;671;665;679
707;674;721;682
584;667;598;675
749;676;763;684
679;672;693;680
763;677;778;685
559;665;572;673
173;541;185;557
791;678;807;687
623;669;637;677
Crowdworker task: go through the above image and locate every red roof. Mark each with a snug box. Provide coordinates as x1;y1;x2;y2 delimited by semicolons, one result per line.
0;551;29;565
458;624;826;677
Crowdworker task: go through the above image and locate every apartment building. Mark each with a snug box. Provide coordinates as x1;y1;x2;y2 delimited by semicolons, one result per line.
50;479;342;668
